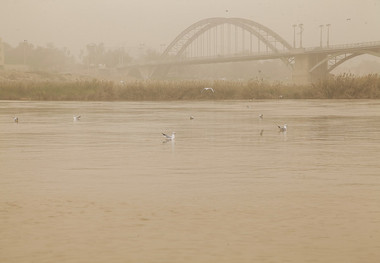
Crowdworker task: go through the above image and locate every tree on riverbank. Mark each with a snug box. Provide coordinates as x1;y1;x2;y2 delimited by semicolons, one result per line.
3;41;76;71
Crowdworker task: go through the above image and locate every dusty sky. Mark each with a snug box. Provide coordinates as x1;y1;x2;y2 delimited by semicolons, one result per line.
1;0;380;56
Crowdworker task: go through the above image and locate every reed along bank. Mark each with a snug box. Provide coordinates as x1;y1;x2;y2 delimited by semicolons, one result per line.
1;72;380;101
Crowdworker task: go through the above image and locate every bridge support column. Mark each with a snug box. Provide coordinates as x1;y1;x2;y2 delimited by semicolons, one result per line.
292;52;328;85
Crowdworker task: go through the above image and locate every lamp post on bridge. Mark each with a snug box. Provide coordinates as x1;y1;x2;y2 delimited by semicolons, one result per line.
160;44;166;54
23;40;28;67
326;24;331;48
298;24;303;48
319;25;324;47
292;24;297;48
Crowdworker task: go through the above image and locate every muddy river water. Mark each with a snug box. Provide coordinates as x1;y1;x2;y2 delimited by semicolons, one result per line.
1;100;380;262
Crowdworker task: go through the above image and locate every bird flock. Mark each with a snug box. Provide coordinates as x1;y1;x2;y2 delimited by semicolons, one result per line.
161;88;288;141
11;88;288;143
12;115;82;123
162;112;287;141
12;110;287;142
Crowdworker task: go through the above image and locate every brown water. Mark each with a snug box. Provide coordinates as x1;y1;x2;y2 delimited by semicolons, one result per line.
1;100;380;263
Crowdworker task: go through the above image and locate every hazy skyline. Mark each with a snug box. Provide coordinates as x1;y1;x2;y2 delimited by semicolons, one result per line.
1;0;380;56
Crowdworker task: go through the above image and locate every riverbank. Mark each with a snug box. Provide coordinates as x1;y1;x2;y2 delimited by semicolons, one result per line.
1;71;379;100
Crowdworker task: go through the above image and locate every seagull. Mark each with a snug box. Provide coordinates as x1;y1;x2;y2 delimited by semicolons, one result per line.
13;116;18;123
73;115;81;121
162;132;175;140
276;123;287;132
201;87;215;93
190;116;194;120
259;114;263;119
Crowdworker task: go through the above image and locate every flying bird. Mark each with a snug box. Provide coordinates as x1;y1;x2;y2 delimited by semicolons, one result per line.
73;115;81;121
259;114;263;119
190;116;194;120
13;117;18;123
162;132;175;140
276;123;287;132
201;87;215;93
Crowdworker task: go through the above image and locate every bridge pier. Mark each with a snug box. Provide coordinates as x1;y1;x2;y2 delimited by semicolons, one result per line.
292;51;328;85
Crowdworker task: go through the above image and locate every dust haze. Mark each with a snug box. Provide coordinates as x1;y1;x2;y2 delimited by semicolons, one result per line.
1;0;380;56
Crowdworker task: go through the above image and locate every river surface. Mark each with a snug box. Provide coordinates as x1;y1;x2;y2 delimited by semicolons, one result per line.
1;100;380;263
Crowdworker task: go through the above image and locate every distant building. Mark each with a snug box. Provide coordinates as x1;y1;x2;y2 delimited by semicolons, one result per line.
0;38;4;69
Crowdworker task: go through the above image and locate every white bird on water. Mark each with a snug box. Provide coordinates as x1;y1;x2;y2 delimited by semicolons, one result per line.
201;87;215;93
73;115;81;121
277;123;287;132
13;116;19;123
162;132;175;140
259;114;263;119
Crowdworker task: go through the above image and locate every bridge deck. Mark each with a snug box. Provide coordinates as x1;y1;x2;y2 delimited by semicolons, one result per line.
127;41;380;68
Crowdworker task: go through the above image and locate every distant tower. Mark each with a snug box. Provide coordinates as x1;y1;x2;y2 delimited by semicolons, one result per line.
0;38;4;69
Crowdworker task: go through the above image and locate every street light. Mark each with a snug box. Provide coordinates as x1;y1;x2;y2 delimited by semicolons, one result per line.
119;47;125;66
326;24;331;47
160;43;166;54
319;25;324;47
292;24;297;48
298;24;303;48
23;40;27;67
87;43;96;73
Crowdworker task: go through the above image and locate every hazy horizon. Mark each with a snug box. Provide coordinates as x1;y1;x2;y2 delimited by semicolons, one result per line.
1;0;380;57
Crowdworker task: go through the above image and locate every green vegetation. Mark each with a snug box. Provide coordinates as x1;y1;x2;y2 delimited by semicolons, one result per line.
1;72;379;101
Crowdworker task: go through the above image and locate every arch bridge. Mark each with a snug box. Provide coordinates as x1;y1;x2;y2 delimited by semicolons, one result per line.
132;17;380;84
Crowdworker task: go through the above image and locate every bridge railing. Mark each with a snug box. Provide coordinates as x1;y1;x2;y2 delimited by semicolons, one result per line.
303;41;380;52
159;41;380;61
127;41;380;67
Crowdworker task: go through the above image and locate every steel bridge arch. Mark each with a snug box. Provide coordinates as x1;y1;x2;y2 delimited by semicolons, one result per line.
152;17;293;78
309;50;380;73
162;17;292;57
